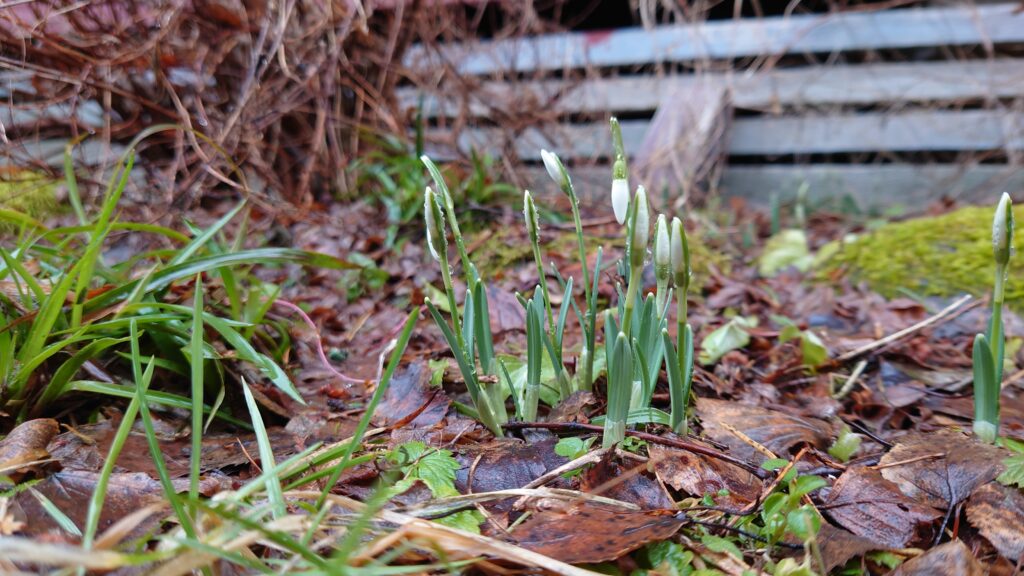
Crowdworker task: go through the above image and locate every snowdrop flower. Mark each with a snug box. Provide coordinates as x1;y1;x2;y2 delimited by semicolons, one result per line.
630;186;650;268
654;214;670;277
611;175;629;225
424;187;445;262
993;192;1014;267
523;190;540;245
671;216;690;291
540;149;569;191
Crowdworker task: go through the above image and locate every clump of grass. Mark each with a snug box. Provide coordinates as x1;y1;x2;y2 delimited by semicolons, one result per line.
0;146;341;422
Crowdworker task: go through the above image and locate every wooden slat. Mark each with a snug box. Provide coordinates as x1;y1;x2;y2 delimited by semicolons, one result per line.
719;165;1024;207
521;164;1024;209
426;109;1024;160
405;3;1024;76
401;59;1024;119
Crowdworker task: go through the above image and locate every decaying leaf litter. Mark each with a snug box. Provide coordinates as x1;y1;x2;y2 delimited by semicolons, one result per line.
2;149;1024;574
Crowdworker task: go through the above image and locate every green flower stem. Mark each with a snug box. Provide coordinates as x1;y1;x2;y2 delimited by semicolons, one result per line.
563;179;594;394
438;250;464;349
621;263;641;337
677;290;688;382
990;266;1006;382
530;243;556;336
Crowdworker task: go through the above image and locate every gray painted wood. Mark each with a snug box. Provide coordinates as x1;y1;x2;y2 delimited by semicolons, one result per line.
521;164;1024;209
425;108;1024;160
400;59;1024;119
405;3;1024;75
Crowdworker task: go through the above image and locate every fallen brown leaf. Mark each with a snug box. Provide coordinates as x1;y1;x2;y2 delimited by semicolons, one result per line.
649;443;760;508
966;481;1024;561
580;451;674;510
696;398;832;464
506;501;682;564
823;466;939;548
891;540;983;576
878;429;1006;508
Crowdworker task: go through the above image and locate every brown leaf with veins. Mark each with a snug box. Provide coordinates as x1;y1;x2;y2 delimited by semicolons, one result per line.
878;429;1006;508
649;443;759;508
966;481;1024;561
506;501;682;564
891;540;983;576
823;466;940;548
696;398;832;464
0;418;58;478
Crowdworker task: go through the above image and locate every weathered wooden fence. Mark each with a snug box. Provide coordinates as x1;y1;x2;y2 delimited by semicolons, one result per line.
401;2;1024;209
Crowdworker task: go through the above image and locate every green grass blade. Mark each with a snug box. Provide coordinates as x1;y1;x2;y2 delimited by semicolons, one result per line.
189;276;204;502
240;378;286;518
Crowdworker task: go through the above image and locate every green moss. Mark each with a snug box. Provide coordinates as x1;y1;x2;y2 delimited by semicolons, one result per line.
0;169;59;227
819;205;1024;307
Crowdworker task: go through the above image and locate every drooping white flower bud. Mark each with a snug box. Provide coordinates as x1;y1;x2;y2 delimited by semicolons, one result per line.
654;214;670;274
630;186;650;268
611;177;629;225
671;216;690;290
523;189;540;245
424;187;445;261
541;149;569;191
993;192;1014;267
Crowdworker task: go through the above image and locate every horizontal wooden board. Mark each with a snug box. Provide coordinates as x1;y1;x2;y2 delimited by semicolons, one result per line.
521;164;1024;209
425;109;1024;160
401;59;1024;119
405;3;1024;76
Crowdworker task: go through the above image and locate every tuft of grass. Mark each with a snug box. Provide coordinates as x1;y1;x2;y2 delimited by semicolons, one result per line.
0;147;346;422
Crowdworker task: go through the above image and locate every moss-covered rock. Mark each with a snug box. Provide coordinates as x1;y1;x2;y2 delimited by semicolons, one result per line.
820;205;1024;307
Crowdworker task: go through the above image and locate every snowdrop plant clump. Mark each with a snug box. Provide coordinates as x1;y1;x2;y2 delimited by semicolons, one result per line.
421;117;696;447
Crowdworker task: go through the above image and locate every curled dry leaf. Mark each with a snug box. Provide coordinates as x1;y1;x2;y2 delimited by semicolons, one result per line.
878;429;1006;508
966;481;1024;561
0;418;58;478
696;398;832;464
823;466;940;548
505;501;682;564
890;540;983;576
649;443;760;508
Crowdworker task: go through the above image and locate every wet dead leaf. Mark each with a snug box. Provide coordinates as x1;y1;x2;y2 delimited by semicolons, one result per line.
649;443;760;508
0;418;58;477
372;361;450;428
878;430;1006;508
966;482;1024;561
823;466;940;548
10;470;220;538
580;451;674;510
455;438;566;496
696;398;832;464
506;501;682;564
890;540;983;576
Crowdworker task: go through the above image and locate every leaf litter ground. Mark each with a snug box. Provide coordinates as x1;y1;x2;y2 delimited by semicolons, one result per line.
3;197;1024;574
